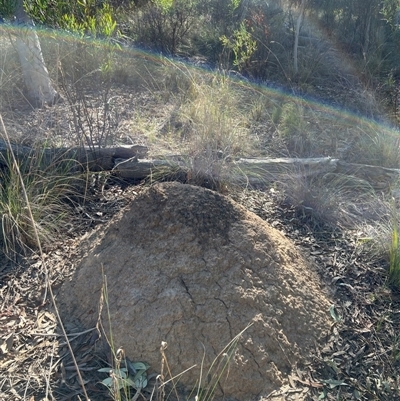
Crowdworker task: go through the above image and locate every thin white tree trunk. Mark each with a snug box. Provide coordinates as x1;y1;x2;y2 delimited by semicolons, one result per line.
15;29;58;106
293;0;306;76
363;9;372;61
14;0;58;106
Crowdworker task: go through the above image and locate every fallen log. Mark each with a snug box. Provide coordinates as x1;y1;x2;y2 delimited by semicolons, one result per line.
113;156;400;190
1;138;399;190
0;138;148;171
114;157;185;180
230;157;338;185
335;161;400;190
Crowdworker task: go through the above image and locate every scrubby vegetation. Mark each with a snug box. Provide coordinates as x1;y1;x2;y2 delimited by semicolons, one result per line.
1;0;400;400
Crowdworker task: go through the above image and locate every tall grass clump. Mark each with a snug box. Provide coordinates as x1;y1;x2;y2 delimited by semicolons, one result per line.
0;139;82;257
276;101;313;156
174;72;256;189
0;117;91;400
279;169;378;228
345;125;400;168
371;211;400;290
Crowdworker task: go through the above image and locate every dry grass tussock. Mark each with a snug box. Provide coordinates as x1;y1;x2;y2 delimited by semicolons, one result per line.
277;169;391;228
1;29;400;400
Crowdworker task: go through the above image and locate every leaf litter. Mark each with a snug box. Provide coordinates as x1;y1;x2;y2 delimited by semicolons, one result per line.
235;188;400;400
0;180;399;400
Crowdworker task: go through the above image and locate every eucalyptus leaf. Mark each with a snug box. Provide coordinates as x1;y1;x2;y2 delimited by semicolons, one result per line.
98;367;113;373
329;305;341;322
325;359;339;373
322;379;348;388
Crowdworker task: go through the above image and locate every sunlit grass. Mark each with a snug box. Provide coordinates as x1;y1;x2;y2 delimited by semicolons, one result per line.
0;142;83;257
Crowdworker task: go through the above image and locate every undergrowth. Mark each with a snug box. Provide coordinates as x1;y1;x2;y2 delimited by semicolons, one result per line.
0;138;84;257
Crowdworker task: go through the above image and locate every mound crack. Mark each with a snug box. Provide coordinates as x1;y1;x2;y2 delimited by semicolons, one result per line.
180;276;195;304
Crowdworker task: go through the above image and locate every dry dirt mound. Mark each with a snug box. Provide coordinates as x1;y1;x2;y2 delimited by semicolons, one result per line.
58;182;331;400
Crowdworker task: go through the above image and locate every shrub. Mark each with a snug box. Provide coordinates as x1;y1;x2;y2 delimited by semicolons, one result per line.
127;0;198;54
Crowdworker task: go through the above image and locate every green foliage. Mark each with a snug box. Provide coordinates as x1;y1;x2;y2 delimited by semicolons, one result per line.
220;21;257;72
381;0;400;28
0;0;16;19
276;102;313;155
5;0;400;85
154;0;173;11
99;361;150;400
279;102;304;136
229;0;241;11
25;0;117;38
271;104;283;125
62;3;116;37
128;0;198;54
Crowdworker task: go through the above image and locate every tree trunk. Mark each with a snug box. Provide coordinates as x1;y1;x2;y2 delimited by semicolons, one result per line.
293;0;306;76
14;0;58;107
362;9;372;60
